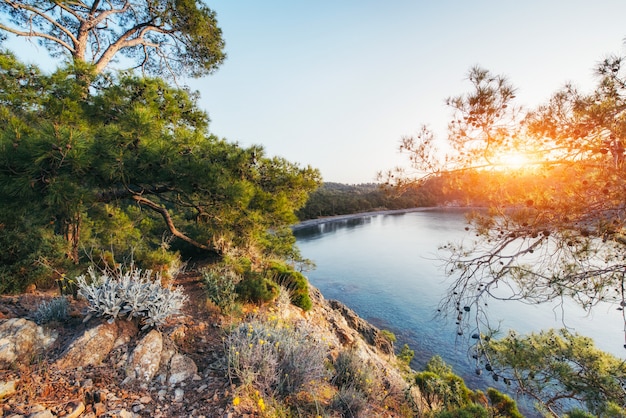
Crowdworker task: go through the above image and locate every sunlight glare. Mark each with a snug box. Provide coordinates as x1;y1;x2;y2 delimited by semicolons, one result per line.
497;152;530;170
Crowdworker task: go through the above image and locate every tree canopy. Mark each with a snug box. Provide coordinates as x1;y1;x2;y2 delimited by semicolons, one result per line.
387;50;626;415
0;50;321;291
0;0;226;77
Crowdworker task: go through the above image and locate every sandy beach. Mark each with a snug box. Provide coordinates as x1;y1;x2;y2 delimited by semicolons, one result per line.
291;207;449;231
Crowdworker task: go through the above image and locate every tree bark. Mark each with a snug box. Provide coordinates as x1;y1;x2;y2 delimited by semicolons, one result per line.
131;195;215;252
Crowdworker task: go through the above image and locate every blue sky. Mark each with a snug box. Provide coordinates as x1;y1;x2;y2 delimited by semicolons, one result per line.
6;1;626;183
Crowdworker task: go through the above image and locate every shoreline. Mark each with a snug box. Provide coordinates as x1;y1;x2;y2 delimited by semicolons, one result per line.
291;206;469;231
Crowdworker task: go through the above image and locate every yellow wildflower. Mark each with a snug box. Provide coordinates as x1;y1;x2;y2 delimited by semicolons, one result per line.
233;397;240;406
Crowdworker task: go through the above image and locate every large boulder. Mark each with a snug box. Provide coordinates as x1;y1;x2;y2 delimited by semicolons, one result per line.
125;329;163;383
0;318;57;367
55;320;137;369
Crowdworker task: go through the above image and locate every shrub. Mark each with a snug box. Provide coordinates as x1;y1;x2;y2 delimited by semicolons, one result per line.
235;273;279;304
486;388;523;418
33;296;69;324
226;318;329;396
397;343;415;366
332;350;374;395
414;356;472;410
380;329;397;343
330;385;370;418
265;262;312;311
202;266;239;313
75;266;187;329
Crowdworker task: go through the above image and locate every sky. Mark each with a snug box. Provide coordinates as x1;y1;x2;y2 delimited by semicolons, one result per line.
6;1;626;183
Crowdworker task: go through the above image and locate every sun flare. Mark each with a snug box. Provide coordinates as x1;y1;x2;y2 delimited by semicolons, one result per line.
496;152;531;170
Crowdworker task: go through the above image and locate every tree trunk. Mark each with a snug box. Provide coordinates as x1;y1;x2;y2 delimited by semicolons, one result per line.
56;213;81;264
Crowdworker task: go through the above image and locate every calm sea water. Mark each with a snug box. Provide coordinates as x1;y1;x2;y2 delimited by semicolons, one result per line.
294;209;625;391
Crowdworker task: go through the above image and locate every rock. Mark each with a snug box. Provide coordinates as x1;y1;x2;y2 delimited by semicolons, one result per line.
0;318;57;367
159;336;177;373
55;320;137;369
167;353;198;385
173;388;184;402
92;402;106;416
27;404;53;418
64;402;85;418
328;299;393;354
0;379;18;400
125;329;163;383
106;409;136;418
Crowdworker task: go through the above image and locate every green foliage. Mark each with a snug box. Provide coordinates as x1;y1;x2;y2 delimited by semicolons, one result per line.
564;410;596;418
413;356;524;417
265;261;312;311
380;329;397;343
0;51;321;292
296;182;441;220
202;265;239;313
397;343;415;366
235;273;279;305
486;388;523;418
0;0;226;78
414;356;476;411
0;212;69;293
482;328;626;416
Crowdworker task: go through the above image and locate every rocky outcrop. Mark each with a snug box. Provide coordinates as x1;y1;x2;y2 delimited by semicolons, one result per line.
125;328;163;383
0;318;57;367
328;298;394;354
55;320;138;369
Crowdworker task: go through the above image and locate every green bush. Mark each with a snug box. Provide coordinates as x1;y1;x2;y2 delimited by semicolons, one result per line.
397;343;415;366
202;266;239;313
380;329;397;343
235;273;279;304
0;214;70;293
414;356;472;410
486;388;523;418
265;261;312;311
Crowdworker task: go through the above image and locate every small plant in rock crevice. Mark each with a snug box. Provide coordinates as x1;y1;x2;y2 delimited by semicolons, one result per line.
33;296;69;324
75;266;187;329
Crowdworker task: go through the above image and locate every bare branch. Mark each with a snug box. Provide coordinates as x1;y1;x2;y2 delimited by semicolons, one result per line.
131;195;215;252
0;22;75;53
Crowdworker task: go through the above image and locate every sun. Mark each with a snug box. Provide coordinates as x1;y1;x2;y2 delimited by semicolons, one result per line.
496;151;531;170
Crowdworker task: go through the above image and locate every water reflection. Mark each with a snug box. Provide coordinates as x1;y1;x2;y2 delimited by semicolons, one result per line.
294;216;372;239
295;210;625;416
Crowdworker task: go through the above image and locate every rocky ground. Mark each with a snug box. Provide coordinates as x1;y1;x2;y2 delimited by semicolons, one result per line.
0;272;236;418
0;270;415;418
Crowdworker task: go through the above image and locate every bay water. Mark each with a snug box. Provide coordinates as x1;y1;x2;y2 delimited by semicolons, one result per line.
294;209;625;392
